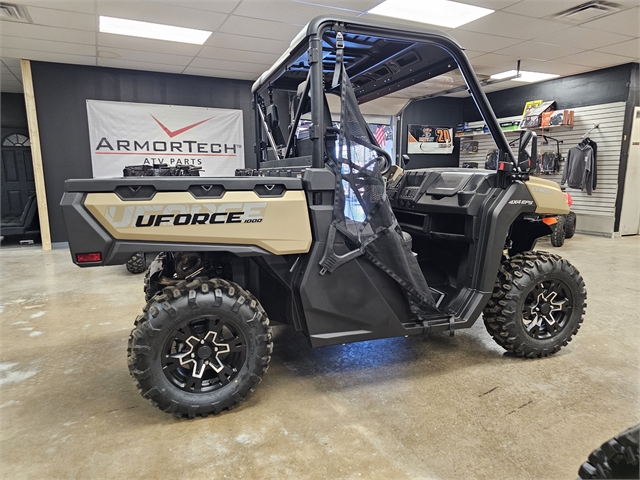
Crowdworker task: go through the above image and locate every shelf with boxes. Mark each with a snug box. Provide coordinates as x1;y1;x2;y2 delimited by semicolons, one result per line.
455;123;574;138
455;101;576;138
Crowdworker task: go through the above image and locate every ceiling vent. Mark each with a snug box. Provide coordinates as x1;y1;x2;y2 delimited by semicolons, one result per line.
0;2;31;23
552;1;621;23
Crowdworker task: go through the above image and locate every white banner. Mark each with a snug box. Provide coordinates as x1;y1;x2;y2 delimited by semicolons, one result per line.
407;124;454;154
86;100;244;178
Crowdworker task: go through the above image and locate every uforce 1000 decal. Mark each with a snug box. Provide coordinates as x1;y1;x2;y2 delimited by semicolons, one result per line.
83;191;313;255
103;203;267;228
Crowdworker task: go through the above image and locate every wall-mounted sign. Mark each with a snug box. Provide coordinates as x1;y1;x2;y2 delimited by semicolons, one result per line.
86;100;244;178
461;140;479;155
407;124;454;154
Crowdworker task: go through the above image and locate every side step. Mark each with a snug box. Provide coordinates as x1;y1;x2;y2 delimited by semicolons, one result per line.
401;315;472;337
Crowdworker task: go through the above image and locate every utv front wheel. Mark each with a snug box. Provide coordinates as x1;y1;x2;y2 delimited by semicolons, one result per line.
128;277;272;418
483;251;586;358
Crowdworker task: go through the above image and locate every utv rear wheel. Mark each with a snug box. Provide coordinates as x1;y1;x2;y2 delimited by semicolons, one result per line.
128;277;272;418
565;211;577;239
550;216;566;247
126;252;147;274
483;251;586;358
578;424;639;479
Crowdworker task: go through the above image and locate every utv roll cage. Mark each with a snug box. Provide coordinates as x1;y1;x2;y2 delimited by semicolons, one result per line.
250;15;518;174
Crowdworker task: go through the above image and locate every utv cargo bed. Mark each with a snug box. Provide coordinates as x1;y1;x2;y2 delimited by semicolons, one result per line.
61;176;312;266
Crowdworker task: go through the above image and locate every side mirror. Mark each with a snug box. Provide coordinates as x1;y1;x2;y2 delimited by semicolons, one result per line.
517;130;537;173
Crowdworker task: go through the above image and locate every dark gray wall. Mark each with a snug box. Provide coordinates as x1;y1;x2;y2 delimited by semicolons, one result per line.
400;96;463;169
30;61;255;243
1;93;28;129
464;63;635;122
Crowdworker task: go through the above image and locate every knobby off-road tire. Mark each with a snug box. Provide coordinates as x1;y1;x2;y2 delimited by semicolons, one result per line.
483;251;586;358
578;424;640;479
128;277;272;418
550;216;566;247
126;252;147;274
144;253;165;302
565;211;577;239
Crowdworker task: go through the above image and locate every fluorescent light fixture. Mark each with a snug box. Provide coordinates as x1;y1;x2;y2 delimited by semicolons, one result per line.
491;70;560;83
99;16;212;45
368;0;493;28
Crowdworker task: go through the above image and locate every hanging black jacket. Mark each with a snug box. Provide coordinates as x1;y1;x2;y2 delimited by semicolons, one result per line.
586;139;597;189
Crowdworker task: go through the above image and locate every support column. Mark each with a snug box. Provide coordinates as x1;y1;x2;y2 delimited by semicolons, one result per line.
20;59;51;250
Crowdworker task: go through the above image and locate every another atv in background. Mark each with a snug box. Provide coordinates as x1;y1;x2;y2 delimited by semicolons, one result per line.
60;16;586;418
578;424;640;479
550;191;577;247
125;252;147;274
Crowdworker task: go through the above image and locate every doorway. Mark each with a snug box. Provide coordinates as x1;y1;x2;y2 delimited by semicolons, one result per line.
1;129;40;244
619;107;640;236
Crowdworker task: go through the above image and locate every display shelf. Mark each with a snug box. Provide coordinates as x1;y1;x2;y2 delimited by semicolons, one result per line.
455;124;574;138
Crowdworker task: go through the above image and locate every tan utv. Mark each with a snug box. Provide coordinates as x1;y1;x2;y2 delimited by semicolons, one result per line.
60;16;586;418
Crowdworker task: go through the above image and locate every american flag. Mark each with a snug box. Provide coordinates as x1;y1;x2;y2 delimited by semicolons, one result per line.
374;125;386;147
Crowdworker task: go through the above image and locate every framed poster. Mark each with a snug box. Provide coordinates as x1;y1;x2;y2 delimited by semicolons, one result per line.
461;140;479;155
87;100;244;178
407;124;454;154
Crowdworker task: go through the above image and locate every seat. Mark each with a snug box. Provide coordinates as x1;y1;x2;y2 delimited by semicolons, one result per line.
1;195;39;237
292;80;337;159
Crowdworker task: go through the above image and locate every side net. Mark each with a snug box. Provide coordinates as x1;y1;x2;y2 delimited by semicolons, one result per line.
320;34;438;318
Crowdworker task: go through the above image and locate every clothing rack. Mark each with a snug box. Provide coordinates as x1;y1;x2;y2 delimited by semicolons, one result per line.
458;102;626;223
582;124;599;139
542;134;563;146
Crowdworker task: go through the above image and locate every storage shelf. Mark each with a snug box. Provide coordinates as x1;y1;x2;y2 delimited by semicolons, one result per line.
455;124;574;138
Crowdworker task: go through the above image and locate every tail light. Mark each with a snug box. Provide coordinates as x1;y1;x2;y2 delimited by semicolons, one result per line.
76;252;102;263
563;192;573;207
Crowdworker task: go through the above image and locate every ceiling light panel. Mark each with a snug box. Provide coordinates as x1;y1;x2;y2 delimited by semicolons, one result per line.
99;16;212;45
490;70;560;82
367;0;494;28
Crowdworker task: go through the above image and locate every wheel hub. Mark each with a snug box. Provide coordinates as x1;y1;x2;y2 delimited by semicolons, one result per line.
196;345;213;359
523;283;571;339
175;331;231;379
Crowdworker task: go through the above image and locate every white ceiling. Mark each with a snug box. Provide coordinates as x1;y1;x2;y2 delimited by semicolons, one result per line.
1;0;639;97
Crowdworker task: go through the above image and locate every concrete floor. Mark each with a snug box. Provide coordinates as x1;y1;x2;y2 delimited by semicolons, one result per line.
0;234;638;479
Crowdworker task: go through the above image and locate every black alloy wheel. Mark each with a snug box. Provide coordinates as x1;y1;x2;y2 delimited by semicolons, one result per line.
483;251;586;358
161;316;246;393
521;278;573;340
128;277;272;418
